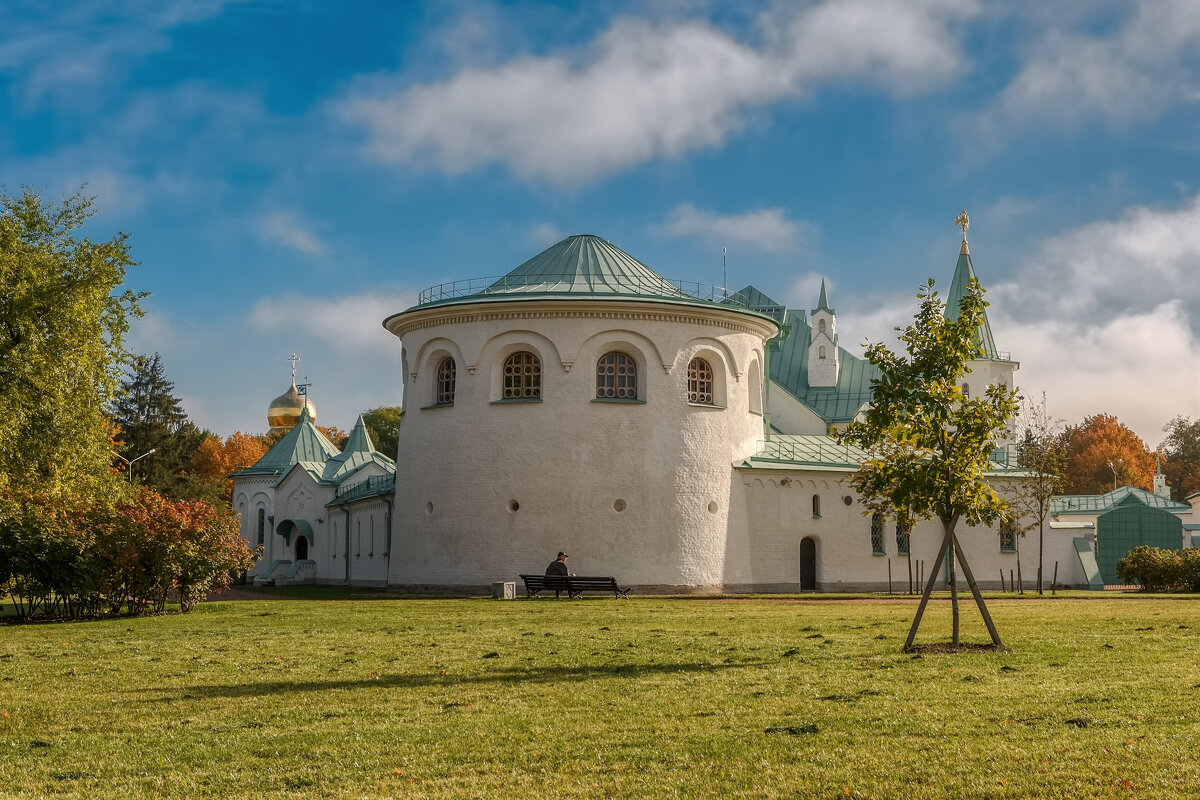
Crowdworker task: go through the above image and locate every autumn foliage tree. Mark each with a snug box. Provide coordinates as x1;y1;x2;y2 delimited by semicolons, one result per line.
189;432;269;503
1159;416;1200;502
1059;414;1154;495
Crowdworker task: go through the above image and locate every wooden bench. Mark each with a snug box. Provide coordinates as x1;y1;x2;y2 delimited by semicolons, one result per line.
519;574;629;599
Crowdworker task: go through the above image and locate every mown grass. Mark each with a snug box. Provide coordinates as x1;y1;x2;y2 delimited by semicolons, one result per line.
2;593;1198;799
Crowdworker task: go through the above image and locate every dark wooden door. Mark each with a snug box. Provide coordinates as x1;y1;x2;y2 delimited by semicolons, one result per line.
296;536;309;560
800;537;816;591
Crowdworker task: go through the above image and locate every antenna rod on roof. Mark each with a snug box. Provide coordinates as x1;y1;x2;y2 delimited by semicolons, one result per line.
722;247;727;301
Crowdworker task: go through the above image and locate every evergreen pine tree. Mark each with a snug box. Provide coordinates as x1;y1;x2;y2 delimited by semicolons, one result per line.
111;353;206;497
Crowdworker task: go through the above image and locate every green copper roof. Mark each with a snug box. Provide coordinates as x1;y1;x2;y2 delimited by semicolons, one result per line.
813;279;835;315
945;251;1001;360
402;236;779;329
323;415;394;483
478;235;691;299
753;290;879;425
737;435;868;471
327;473;396;506
1052;486;1191;516
231;407;340;478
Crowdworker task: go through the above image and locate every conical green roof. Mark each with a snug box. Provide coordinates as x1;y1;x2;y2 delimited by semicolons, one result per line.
230;407;340;478
324;415;394;482
813;279;835;315
945;251;1000;360
480;234;691;300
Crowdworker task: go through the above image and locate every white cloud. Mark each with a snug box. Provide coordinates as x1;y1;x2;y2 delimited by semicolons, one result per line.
969;1;1200;137
258;211;327;256
336;0;979;184
128;288;417;436
653;204;812;254
529;223;565;246
0;1;237;105
249;289;417;353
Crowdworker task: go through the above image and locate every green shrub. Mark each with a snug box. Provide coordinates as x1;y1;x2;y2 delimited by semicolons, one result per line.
1116;545;1200;591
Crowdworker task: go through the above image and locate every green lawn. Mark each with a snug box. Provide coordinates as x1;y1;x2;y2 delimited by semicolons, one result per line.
2;593;1198;799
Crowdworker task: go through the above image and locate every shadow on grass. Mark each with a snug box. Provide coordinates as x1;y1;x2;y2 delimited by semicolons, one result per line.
133;659;763;702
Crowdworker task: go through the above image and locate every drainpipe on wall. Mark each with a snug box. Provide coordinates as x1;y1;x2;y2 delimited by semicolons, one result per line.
382;496;393;579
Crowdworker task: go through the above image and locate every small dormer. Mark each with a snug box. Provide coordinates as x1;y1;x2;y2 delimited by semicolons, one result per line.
808;280;839;387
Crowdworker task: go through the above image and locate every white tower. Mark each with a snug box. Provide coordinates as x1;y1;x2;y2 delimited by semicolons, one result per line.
807;280;839;387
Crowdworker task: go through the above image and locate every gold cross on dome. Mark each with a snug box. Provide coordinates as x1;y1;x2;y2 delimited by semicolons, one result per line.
955;210;970;243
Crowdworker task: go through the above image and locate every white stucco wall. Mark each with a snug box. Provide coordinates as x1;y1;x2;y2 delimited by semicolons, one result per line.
386;297;777;590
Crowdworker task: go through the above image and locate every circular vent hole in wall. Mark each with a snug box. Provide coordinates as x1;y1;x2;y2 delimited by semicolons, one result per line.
508;499;520;513
424;501;433;516
613;498;627;512
707;501;719;514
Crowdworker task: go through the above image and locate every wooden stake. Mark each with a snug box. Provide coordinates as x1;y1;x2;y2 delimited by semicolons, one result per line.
904;530;951;651
952;530;1004;646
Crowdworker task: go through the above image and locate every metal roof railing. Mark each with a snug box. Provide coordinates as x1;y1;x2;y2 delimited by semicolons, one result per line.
416;274;762;310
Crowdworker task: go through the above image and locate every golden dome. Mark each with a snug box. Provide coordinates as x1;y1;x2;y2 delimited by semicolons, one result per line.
268;381;317;432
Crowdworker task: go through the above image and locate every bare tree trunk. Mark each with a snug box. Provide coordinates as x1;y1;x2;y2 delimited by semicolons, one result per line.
951;530;1004;647
904;528;951;651
1037;518;1045;595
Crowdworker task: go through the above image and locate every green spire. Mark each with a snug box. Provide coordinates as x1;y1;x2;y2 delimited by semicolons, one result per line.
945;250;1000;360
813;279;835;315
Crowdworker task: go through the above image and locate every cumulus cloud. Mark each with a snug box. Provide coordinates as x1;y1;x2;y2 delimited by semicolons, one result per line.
258;211;326;256
968;1;1200;138
529;222;565;246
336;0;979;184
653;204;812;254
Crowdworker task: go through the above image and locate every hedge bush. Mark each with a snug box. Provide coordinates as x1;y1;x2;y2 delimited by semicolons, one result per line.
1116;545;1200;592
0;487;255;620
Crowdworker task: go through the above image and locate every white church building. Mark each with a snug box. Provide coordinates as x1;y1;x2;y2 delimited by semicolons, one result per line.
233;226;1192;593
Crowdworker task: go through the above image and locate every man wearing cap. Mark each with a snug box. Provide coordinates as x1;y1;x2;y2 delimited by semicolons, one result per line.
545;551;574;598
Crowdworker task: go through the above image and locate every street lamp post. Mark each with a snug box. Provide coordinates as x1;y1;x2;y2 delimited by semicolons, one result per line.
1107;460;1119;492
111;448;156;483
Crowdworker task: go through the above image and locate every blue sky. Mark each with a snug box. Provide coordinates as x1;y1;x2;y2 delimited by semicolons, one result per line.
4;0;1199;445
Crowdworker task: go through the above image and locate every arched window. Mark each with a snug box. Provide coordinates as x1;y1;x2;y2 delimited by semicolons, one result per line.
687;358;714;405
503;351;541;399
436;357;456;405
818;318;826;334
895;517;910;556
596;352;637;399
870;513;886;555
818;345;827;360
999;515;1017;552
812;494;821;517
962;383;971;400
256;508;265;550
369;516;375;557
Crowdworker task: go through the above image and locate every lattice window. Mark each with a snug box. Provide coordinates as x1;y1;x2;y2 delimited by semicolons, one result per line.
1000;516;1017;552
503;351;541;399
436;357;456;405
871;513;886;555
687;358;714;405
596;352;637;399
895;518;910;556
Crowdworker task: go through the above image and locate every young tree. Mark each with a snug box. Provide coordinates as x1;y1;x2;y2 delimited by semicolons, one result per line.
111;353;206;497
361;406;403;458
0;189;142;497
1009;393;1066;594
1059;414;1154;495
1159;416;1200;502
839;278;1018;650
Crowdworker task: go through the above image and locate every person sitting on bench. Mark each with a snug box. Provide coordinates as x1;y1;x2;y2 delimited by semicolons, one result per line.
545;551;575;598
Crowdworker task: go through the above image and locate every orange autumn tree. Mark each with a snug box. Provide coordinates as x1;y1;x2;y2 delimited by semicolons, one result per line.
189;432;268;503
1060;414;1155;495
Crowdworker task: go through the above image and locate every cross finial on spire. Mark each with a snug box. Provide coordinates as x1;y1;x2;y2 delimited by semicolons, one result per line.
955;210;970;254
287;353;299;385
